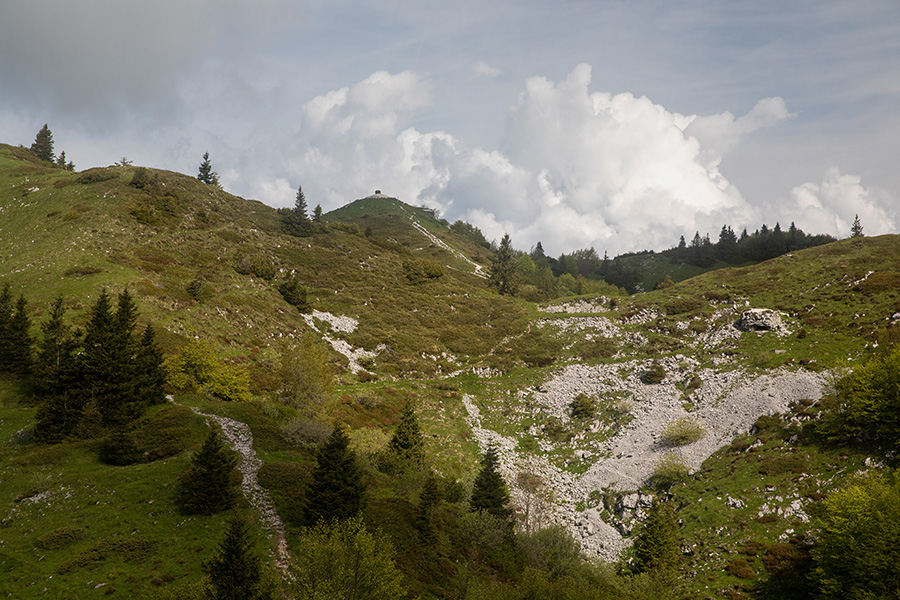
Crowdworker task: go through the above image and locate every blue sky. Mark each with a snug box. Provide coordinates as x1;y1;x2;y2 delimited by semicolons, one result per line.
1;0;898;255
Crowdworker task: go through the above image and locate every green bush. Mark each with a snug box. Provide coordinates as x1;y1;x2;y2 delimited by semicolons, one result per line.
278;275;311;312
167;339;251;402
402;258;444;284
650;452;691;489
570;393;597;421
35;526;85;550
659;417;706;446
643;361;667;384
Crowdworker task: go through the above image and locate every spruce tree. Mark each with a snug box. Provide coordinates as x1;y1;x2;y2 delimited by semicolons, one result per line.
850;214;864;238
33;297;84;442
313;204;323;222
417;473;442;541
632;497;681;583
179;428;240;515
134;324;167;406
3;295;33;376
387;400;424;467
30;124;54;162
305;425;365;524
204;513;270;600
489;233;519;296
470;445;512;524
0;284;11;370
198;152;220;186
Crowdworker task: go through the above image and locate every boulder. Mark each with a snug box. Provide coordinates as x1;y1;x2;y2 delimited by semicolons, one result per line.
736;308;786;333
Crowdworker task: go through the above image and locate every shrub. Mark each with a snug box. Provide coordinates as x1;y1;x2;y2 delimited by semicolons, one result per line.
249;255;277;281
76;168;117;184
35;526;85;550
167;339;251;402
282;418;333;447
659;417;706;446
278;276;311;312
402;258;444;284
570;393;597;421
650;452;691;489
643;361;667;384
726;557;755;580
99;430;142;465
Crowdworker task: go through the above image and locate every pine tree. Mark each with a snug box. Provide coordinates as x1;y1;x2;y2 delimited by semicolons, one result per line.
134;325;167;406
198;152;220;186
417;473;442;542
294;186;309;221
632;497;681;583
313;204;323;222
33;297;84;442
306;426;365;524
387;400;424;467
489;233;519;296
470;445;512;524
850;214;864;238
204;513;271;600
0;284;11;370
4;295;33;376
30;124;54;162
179;428;240;515
283;185;312;236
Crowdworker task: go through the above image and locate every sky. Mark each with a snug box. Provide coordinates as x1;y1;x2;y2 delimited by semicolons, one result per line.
1;0;898;256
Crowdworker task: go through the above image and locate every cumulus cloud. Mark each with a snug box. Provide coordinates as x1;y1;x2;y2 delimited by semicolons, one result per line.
281;63;799;254
472;60;503;78
776;168;897;238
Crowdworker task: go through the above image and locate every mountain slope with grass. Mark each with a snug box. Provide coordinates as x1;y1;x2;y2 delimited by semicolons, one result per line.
2;142;900;599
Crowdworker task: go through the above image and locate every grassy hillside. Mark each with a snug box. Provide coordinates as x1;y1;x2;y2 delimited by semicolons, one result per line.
2;142;900;599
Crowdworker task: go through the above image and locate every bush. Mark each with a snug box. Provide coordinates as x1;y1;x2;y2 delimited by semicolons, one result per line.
402;258;444;284
659;417;706;446
99;430;142;465
35;526;85;550
570;393;597;421
650;452;691;489
167;339;250;402
725;557;755;580
282;418;333;447
643;361;667;384
278;276;311;312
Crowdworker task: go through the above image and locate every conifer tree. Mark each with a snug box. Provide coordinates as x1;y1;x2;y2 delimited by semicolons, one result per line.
0;284;11;370
387;400;424;467
198;152;220;186
631;497;681;583
282;185;312;236
33;297;84;442
294;185;309;221
306;426;365;524
3;295;33;376
850;214;864;238
134;324;167;406
417;473;442;542
179;428;240;515
470;445;512;524
30;124;54;162
489;233;519;296
313;204;323;222
204;513;272;600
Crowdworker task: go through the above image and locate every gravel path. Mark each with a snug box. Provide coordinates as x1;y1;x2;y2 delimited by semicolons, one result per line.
170;396;290;571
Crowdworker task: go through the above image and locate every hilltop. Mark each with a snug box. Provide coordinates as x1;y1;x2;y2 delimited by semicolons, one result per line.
1;143;899;599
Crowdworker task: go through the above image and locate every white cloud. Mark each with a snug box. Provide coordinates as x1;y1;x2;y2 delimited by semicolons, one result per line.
778;168;896;238
472;60;503;79
271;64;834;255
